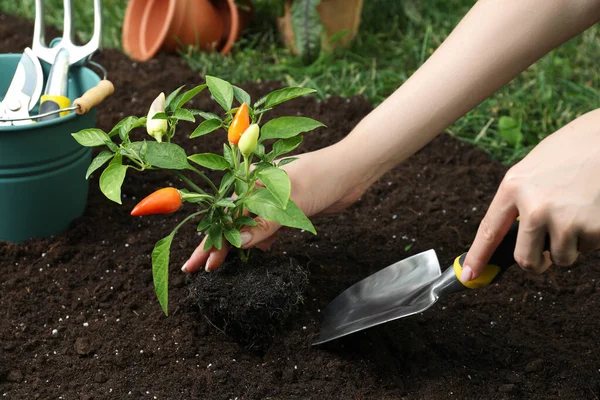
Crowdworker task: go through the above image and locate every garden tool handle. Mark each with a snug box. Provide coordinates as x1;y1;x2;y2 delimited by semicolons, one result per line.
453;220;550;289
73;79;114;115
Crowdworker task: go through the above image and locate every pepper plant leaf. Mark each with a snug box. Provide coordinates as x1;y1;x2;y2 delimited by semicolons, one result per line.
204;224;223;251
165;85;186;111
278;157;299;167
99;163;129;204
235;215;257;228
215;198;236;208
72;128;110;147
197;217;212;232
86;151;114;179
130;141;190;170
219;171;235;194
233;85;251;106
258;167;291;209
206;75;234;111
173;84;207;110
172;108;195;122
262;87;317;109
235;179;249;197
271;135;303;160
188;153;230;171
224;227;242;248
152;233;174;316
245;188;315;234
260;117;324;141
190;119;222;138
190;110;222;121
223;143;235;168
151;112;169;120
109;116;146;139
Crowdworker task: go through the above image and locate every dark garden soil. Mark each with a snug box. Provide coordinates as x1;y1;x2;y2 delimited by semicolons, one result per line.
1;13;599;400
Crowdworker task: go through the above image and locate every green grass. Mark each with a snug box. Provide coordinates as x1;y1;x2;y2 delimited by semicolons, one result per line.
2;0;598;163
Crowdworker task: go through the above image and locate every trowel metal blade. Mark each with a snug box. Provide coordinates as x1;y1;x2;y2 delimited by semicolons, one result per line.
314;249;443;345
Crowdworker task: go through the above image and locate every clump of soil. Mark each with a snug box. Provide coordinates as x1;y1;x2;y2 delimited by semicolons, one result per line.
189;254;309;350
1;13;599;400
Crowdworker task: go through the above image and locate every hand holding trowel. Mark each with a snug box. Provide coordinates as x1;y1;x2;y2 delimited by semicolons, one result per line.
314;220;548;345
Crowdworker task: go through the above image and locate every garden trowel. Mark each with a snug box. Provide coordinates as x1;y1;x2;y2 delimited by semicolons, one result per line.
314;220;539;345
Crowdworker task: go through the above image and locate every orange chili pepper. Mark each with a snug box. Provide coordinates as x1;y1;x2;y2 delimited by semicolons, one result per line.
131;188;182;216
227;102;249;145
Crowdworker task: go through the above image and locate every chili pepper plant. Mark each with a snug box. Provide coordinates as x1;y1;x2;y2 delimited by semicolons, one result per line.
71;76;324;315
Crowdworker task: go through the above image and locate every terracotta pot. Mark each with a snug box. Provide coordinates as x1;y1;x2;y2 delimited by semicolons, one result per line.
216;0;254;55
122;0;252;61
277;0;364;55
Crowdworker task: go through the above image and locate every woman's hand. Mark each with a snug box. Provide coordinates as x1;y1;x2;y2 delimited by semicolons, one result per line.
462;109;600;281
181;142;369;273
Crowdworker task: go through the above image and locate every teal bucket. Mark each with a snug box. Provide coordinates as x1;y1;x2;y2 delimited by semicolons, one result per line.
0;54;101;243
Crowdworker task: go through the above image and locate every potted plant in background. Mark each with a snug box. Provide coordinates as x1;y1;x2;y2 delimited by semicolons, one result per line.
122;0;254;61
275;0;365;64
71;77;325;348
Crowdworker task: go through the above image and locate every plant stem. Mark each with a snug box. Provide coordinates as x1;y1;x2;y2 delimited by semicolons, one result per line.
188;166;219;194
174;209;209;232
174;171;208;195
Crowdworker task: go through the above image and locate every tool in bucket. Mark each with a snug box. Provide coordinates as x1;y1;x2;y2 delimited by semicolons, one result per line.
314;220;550;345
0;0;113;125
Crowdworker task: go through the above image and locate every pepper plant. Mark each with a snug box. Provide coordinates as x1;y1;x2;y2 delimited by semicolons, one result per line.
71;76;324;315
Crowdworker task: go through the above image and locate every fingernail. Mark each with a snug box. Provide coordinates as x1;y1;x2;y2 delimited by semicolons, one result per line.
181;261;188;273
205;254;214;272
241;231;252;247
460;265;473;282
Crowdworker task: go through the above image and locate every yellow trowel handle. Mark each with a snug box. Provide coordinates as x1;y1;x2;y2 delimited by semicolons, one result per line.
453;220;550;289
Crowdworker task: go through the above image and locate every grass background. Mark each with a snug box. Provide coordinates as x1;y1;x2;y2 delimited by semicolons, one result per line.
1;0;598;163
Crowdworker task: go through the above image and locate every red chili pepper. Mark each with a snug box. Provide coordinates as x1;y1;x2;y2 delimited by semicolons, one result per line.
228;102;249;145
131;188;182;216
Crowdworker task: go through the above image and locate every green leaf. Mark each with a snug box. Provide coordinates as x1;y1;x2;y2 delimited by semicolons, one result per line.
72;128;110;147
260;117;324;141
278;157;299;167
232;85;251;106
215;198;236;208
190;119;222;138
197;217;212;232
224;228;242;248
235;215;257;228
130;141;190;170
290;0;323;64
235;179;249;197
152;233;174;316
264;87;318;109
206;75;234;111
86;151;113;179
498;116;523;147
258;167;291;209
245;188;316;234
223;143;235;168
165;85;186;111
172;108;195;122
254;143;266;159
190;110;222;121
272;135;303;159
109;116;146;139
99;163;129;204
151;112;169;120
188;153;229;170
173;84;207;109
204;224;223;251
219;171;235;194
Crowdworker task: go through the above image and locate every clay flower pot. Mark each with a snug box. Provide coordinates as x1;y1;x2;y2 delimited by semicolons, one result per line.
122;0;253;61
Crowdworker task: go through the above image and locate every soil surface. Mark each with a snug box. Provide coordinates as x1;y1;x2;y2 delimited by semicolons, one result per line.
1;13;599;400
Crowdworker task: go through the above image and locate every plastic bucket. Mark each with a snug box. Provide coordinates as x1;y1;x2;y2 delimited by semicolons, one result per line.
0;53;100;242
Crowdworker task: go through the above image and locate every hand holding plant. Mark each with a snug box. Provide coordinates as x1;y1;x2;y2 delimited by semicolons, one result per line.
71;76;325;315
